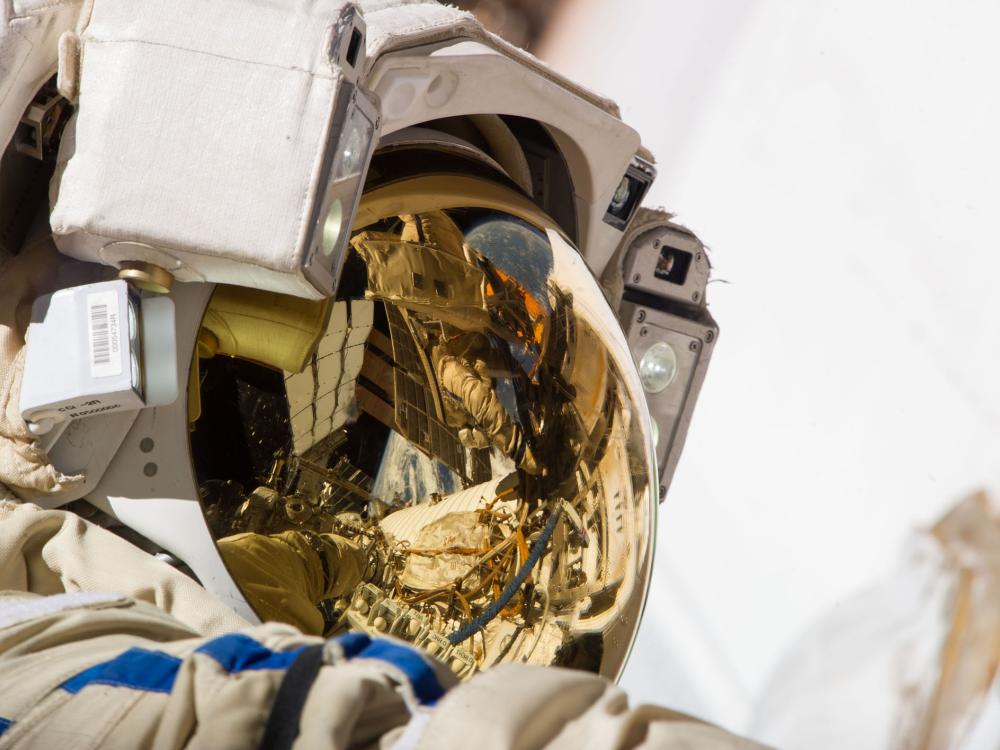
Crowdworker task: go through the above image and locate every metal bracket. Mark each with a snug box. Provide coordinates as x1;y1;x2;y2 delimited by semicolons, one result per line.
15;83;69;161
603;155;656;230
617;216;718;499
329;3;367;83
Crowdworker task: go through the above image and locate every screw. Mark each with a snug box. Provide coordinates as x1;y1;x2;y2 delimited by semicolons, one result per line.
653;239;661;249
139;437;154;453
692;291;701;302
689;341;699;351
639;326;649;337
637;310;646;323
143;462;158;477
696;253;703;262
632;273;641;283
659;484;667;499
705;330;715;343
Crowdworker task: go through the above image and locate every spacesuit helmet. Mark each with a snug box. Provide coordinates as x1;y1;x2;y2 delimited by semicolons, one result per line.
5;0;715;683
185;139;659;680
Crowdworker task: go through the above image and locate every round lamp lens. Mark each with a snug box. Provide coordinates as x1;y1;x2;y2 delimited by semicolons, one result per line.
127;299;139;345
639;341;677;394
340;128;363;175
322;198;344;256
130;351;142;391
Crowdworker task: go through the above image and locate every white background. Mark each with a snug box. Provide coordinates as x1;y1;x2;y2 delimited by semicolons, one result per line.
539;0;1000;741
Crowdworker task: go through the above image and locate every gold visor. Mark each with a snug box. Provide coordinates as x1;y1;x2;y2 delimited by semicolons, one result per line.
189;163;657;681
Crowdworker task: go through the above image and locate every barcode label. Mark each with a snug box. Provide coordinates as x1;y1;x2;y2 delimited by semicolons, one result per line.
87;291;122;378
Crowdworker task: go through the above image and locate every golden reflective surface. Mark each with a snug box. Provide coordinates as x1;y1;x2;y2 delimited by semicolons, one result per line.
192;180;656;680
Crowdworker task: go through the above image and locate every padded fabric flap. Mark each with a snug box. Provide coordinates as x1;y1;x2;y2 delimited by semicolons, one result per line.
50;0;355;297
